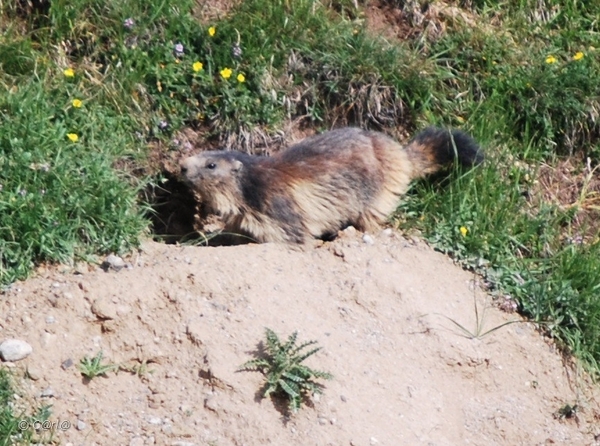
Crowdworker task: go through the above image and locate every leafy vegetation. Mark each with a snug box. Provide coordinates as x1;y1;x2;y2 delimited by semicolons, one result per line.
239;328;333;414
0;368;52;445
0;0;599;381
79;351;117;380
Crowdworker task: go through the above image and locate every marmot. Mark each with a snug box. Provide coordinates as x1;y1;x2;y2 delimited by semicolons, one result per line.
180;127;483;243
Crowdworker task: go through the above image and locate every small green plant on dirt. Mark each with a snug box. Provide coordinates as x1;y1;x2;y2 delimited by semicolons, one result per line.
118;360;155;378
554;402;580;422
79;351;117;380
433;288;525;340
239;328;333;414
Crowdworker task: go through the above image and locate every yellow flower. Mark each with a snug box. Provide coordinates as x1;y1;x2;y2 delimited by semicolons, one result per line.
573;51;584;61
545;55;557;64
72;99;82;108
67;133;79;142
237;73;245;83
208;26;216;37
63;68;75;77
459;226;468;237
220;67;232;79
193;61;203;72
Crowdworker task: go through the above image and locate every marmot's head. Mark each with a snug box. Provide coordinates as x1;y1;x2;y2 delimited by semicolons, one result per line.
180;151;250;214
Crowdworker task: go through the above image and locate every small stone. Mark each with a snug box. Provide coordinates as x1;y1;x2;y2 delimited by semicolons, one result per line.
0;339;33;362
26;367;42;381
382;228;393;237
40;387;55;398
91;298;117;320
103;254;125;271
342;226;357;236
370;437;379;445
40;332;56;348
61;358;74;370
362;234;375;245
76;419;86;430
318;417;327;425
46;315;56;324
101;320;119;333
340;394;348;402
147;416;163;425
129;438;144;446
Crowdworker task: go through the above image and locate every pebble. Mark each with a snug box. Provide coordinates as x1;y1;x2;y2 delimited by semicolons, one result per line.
103;254;125;271
76;419;87;431
91;298;118;320
27;366;42;381
0;339;33;362
40;387;55;398
370;437;379;445
129;438;145;446
382;228;393;237
40;332;56;348
362;234;375;245
147;416;163;425
61;358;74;370
46;315;56;324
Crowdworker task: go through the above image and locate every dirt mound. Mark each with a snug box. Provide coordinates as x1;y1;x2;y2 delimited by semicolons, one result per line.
1;229;599;445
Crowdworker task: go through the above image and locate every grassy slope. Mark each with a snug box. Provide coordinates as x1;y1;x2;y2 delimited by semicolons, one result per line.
0;0;599;375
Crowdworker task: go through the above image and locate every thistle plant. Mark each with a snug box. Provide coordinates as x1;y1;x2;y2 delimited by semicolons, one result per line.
239;328;333;414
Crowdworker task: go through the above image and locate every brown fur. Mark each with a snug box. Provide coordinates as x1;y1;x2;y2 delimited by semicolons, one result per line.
179;127;483;243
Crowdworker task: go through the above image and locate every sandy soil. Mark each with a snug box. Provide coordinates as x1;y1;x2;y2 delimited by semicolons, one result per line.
2;229;600;446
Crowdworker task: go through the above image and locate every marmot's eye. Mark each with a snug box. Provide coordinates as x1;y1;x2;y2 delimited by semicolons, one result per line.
206;162;217;169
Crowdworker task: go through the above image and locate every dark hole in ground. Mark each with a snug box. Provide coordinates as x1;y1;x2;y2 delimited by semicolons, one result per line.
144;172;199;245
144;171;255;246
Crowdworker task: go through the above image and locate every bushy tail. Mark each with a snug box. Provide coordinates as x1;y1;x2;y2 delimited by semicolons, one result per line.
405;127;483;178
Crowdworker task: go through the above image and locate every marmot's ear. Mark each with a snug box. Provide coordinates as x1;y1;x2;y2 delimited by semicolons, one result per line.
232;160;243;173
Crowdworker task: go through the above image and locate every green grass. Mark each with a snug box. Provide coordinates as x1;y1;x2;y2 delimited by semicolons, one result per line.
0;368;52;445
1;0;600;382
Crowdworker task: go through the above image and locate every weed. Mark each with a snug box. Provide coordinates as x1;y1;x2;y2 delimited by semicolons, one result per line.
119;360;155;378
79;351;117;380
432;277;526;340
239;328;333;414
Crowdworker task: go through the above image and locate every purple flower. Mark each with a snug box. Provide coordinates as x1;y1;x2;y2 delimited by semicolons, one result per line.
232;43;242;59
173;43;184;57
123;18;135;30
